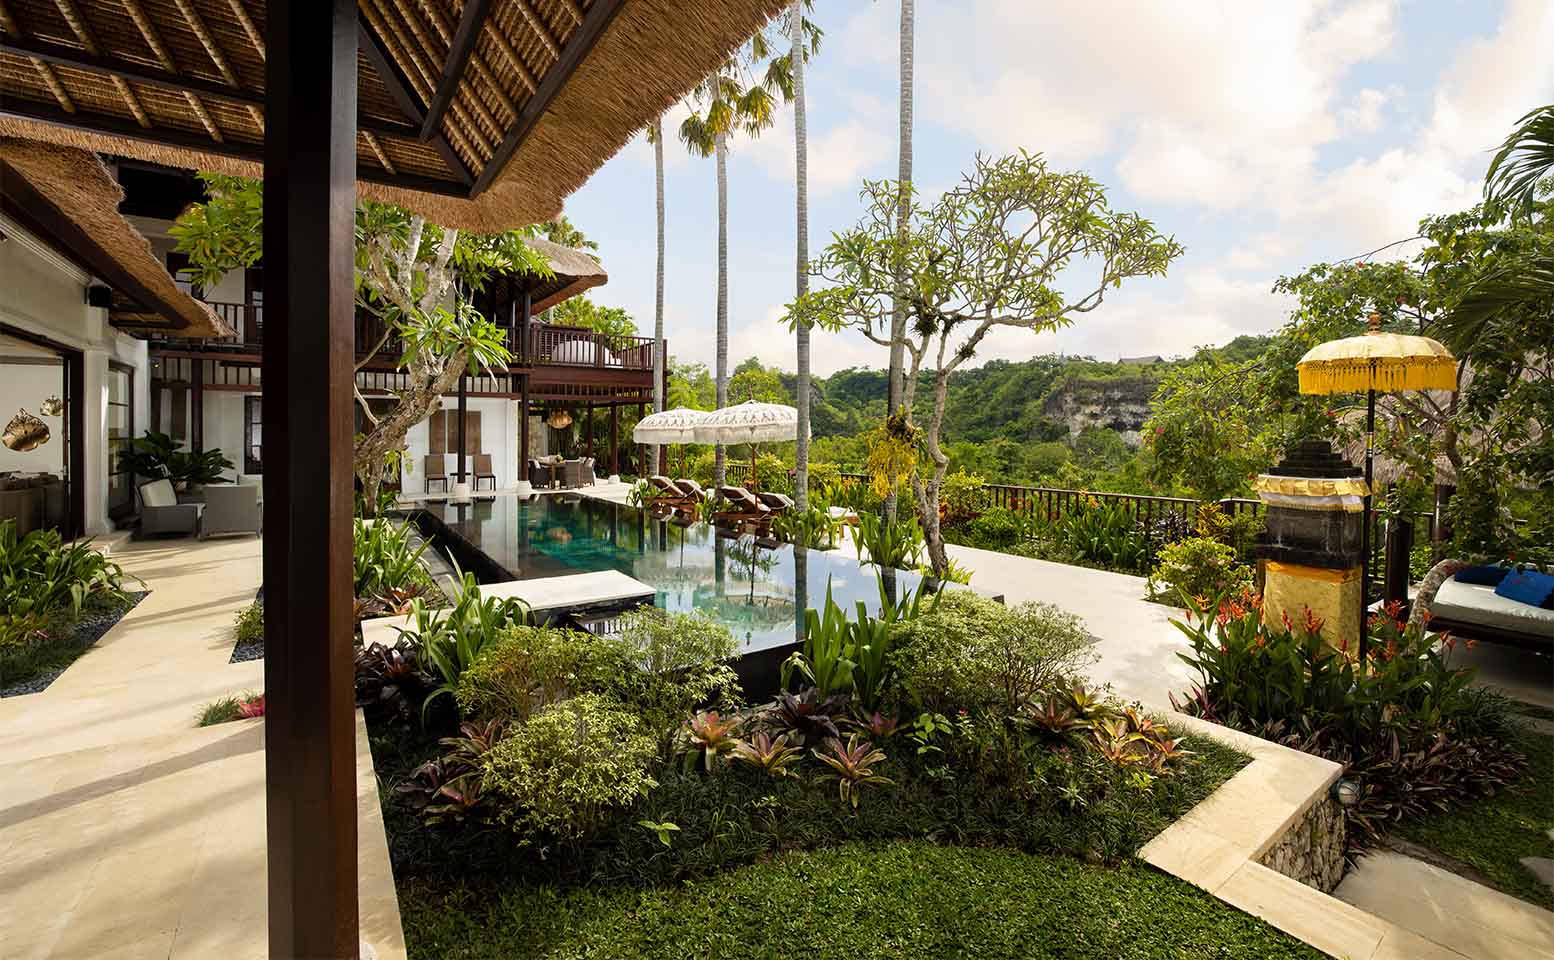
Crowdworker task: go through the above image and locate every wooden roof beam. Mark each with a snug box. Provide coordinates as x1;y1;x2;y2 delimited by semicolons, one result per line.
472;0;624;197
413;0;516;117
0;1;75;114
51;0;151;128
357;16;474;186
420;0;491;141
169;0;265;133
2;33;421;139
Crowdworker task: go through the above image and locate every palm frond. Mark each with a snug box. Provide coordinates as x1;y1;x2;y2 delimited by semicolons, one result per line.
1436;251;1554;352
1485;104;1554;219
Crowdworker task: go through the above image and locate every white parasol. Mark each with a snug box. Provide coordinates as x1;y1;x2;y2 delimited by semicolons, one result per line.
632;407;710;445
693;401;805;488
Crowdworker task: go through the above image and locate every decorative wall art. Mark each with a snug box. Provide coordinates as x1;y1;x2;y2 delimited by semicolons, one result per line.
2;409;50;452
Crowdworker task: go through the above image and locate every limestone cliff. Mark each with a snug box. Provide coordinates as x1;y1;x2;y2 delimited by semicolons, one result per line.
1040;375;1159;447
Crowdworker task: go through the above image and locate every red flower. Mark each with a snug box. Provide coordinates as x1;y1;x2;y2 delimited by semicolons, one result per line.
1302;607;1325;636
1384;599;1404;619
1281;610;1294;632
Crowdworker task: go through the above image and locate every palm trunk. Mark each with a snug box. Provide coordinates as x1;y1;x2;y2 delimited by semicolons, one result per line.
713;130;730;490
791;1;810;511
886;0;914;525
652;117;667;475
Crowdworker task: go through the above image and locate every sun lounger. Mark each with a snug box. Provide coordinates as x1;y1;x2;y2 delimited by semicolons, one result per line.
676;479;709;503
714;485;773;532
756;491;794;515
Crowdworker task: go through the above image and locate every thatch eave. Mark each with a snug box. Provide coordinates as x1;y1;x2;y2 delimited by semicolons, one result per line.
0;139;232;339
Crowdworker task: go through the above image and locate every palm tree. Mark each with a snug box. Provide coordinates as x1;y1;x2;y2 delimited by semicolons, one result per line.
886;0;915;523
680;33;795;489
791;0;812;510
646;117;668;474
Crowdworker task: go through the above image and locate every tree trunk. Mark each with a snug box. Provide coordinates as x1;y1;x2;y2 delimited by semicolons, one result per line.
885;0;914;525
713;130;730;490
353;346;469;514
912;365;952;576
652;116;667;474
791;1;810;511
1407;557;1468;633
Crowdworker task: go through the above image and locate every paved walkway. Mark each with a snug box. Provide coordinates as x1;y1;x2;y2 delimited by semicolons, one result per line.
0;536;405;960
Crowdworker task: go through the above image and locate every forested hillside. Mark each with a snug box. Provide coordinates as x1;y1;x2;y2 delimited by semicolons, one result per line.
665;336;1275;495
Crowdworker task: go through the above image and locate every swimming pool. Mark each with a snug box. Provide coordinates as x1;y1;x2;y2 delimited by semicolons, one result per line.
413;494;938;656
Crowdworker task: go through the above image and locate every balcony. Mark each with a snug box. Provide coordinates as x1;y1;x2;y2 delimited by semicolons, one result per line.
149;300;661;375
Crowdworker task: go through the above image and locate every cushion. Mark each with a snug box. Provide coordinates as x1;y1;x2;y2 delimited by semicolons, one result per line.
1495;569;1554;608
1455;564;1509;586
139;479;177;508
1432;579;1554;637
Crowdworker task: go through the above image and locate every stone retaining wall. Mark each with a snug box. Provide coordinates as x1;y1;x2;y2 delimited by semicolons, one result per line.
1258;794;1345;893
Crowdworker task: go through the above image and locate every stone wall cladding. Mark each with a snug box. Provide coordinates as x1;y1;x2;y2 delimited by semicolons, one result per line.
1258;795;1346;893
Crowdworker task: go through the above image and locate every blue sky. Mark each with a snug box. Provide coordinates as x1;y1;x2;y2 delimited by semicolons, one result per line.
563;0;1552;376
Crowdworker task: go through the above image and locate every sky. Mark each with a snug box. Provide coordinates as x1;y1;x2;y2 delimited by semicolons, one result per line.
561;0;1554;377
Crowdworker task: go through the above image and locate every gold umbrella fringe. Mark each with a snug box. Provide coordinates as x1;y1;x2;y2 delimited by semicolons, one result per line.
1297;356;1458;395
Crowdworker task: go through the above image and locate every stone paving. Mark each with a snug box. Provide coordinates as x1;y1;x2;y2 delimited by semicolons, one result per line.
0;535;405;960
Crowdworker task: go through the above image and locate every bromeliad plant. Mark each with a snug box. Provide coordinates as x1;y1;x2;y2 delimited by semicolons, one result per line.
730;731;804;778
679;710;745;773
812;734;893;809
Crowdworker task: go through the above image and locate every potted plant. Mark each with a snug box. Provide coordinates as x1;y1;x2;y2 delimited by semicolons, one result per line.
122;431;235;492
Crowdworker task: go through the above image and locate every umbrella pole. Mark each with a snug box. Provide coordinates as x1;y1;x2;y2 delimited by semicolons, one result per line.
750;442;758;490
1359;385;1375;663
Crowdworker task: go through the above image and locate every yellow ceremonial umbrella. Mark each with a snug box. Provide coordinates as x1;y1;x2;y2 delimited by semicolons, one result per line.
1297;313;1458;657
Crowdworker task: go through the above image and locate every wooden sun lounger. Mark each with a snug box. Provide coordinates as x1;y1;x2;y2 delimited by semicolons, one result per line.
645;475;695;509
714;485;773;532
756;491;794;515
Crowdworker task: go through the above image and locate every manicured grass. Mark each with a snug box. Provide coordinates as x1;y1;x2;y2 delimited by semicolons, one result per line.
399;841;1323;960
1394;729;1554;909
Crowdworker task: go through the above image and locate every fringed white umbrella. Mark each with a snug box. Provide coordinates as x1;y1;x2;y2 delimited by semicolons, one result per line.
693;401;805;488
632;407;709;477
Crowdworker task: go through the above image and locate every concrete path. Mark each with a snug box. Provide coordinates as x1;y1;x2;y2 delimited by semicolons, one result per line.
0;535;405;960
1336;850;1554;960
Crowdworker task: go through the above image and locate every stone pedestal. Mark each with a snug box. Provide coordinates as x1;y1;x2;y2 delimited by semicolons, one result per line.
1254;440;1368;650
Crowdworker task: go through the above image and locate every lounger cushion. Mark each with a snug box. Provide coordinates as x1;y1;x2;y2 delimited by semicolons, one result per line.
1431;578;1554;637
1454;564;1510;586
1495;570;1554;608
139;479;177;508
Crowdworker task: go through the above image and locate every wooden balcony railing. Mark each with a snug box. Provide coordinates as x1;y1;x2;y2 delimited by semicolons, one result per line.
153;300;660;373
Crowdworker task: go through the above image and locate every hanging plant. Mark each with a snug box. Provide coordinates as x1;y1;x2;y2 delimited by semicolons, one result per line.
863;411;921;500
2;409;49;452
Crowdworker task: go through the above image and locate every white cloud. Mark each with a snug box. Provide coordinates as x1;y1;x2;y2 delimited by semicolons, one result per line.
1339;87;1393;135
731;94;894;197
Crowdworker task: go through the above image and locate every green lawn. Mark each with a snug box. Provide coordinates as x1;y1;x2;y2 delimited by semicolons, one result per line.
400;841;1323;960
1395;728;1554;909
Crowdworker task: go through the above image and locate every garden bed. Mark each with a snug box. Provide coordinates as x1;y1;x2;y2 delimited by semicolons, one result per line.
0;591;147;697
397;840;1326;960
1391;726;1554;909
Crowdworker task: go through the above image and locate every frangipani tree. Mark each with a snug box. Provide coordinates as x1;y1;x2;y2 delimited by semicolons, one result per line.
172;173;549;512
789;151;1183;573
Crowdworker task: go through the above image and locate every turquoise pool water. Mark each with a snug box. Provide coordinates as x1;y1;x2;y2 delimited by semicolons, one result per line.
415;494;935;654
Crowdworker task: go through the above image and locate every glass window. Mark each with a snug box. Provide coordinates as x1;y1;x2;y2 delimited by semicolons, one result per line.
107;362;133;519
244;395;262;474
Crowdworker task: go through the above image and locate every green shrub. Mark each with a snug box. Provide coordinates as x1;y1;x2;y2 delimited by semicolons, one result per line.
1144;536;1252;606
399;572;529;715
890;591;1095;714
1171;593;1527;848
854;511;924;569
962;507;1026;550
481;694;659;844
233;600;264;646
610;608;740;735
940;470;992;524
1053;498;1150;573
0;520;128;620
353;518;432;598
455;625;633;724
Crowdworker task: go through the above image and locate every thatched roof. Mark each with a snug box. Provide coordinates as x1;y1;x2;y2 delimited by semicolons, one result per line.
523;234;603;311
0;139;231;337
0;0;788;231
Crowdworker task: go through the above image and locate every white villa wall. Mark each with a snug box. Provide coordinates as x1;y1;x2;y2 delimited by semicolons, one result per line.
398;396;520;492
0;219;151;535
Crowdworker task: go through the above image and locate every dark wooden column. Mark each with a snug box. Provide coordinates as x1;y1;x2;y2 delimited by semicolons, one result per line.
456;374;468;483
585;402;593;458
190;359;204;452
609;402;619;476
262;1;360;957
518;290;531;481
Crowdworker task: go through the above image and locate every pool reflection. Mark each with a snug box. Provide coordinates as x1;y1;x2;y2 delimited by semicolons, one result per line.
415;494;933;655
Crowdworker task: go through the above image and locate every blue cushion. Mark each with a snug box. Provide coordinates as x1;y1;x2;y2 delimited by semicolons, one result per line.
1495;570;1554;608
1455;564;1509;586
